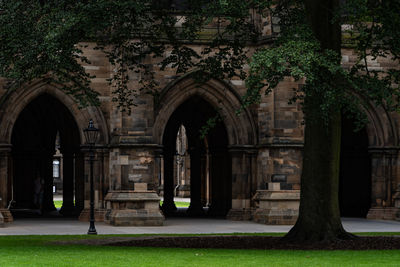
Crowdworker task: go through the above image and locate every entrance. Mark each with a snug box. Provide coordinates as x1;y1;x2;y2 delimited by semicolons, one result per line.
161;96;231;217
339;115;371;217
10;94;84;217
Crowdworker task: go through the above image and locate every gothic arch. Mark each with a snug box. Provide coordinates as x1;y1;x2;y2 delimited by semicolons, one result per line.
0;80;109;145
339;98;400;218
363;102;399;148
153;75;257;146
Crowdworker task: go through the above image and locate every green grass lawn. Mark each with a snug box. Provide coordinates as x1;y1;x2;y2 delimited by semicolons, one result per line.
1;235;400;267
53;200;63;208
174;201;190;207
159;201;190;208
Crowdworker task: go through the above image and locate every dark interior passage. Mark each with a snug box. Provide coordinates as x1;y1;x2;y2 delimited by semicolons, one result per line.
161;96;231;217
11;94;83;217
339;115;371;217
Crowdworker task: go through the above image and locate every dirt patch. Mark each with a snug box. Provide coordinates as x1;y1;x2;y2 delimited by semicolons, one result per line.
53;235;400;250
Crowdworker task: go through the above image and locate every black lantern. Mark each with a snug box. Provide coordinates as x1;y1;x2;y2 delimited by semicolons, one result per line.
84;119;99;146
84;119;99;235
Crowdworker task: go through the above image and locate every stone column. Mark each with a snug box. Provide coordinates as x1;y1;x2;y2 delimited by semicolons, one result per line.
104;144;164;226
367;148;399;220
208;148;231;216
0;144;13;223
74;151;85;214
226;146;257;220
42;150;57;212
59;151;75;215
78;147;105;222
200;152;207;206
161;151;177;214
178;153;191;198
187;147;204;215
154;149;163;195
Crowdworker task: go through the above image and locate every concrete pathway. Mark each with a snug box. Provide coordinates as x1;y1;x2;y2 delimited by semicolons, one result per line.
1;217;400;235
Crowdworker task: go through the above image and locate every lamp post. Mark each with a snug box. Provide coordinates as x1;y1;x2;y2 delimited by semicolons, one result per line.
84;119;99;235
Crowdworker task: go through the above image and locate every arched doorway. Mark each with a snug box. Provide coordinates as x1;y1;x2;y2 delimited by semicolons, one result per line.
339;115;371;217
153;76;257;219
161;96;231;217
11;94;83;217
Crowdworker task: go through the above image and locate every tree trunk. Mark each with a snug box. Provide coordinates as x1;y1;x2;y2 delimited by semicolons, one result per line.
284;0;355;241
285;106;354;241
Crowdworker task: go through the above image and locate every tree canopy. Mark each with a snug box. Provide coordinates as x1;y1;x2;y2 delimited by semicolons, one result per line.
247;0;400;127
0;0;265;110
2;0;398;118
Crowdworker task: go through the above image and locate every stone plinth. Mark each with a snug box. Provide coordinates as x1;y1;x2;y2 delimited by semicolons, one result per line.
367;207;397;220
104;188;164;226
0;209;13;223
393;184;400;221
253;187;300;225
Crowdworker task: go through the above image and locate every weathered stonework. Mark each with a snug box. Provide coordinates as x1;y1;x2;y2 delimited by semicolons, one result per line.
253;183;300;225
0;209;13;223
104;184;164;226
0;210;3;227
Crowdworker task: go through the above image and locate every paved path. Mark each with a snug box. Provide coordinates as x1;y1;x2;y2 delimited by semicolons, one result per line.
1;217;400;235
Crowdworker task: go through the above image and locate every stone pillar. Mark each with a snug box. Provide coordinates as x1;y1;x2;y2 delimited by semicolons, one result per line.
367;148;399;220
98;143;165;225
226;147;256;220
42;150;57;212
178;153;191;197
74;151;85;214
200;152;207;206
0;209;3;227
0;195;3;226
161;151;177;214
154;149;163;195
99;149;109;209
0;144;13;223
187;147;204;215
394;184;400;221
79;148;105;222
208;148;231;216
59;151;75;215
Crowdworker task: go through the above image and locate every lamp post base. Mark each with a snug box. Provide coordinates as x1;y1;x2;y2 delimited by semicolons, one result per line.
87;228;97;235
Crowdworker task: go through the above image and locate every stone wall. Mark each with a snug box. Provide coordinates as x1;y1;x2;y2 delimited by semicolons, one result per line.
0;31;399;225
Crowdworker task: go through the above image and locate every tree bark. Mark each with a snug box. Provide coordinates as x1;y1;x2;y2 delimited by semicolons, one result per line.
285;105;353;241
284;0;355;241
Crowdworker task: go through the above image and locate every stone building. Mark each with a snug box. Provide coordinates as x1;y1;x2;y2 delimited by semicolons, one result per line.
0;13;399;226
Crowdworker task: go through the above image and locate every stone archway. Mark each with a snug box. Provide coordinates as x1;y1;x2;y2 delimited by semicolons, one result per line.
0;81;108;222
339;100;400;220
363;104;400;220
11;94;81;216
0;81;108;145
161;96;231;217
154;75;257;219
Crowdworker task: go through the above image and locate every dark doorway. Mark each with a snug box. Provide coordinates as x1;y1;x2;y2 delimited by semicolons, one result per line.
11;94;84;218
339;115;371;217
161;96;231;217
